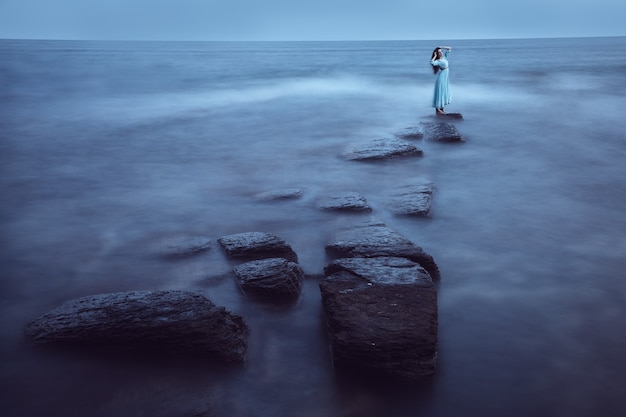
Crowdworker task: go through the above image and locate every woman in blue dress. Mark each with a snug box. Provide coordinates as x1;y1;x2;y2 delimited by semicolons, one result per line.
430;46;452;115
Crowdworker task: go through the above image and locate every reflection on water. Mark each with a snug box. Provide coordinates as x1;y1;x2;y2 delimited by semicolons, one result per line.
1;38;626;416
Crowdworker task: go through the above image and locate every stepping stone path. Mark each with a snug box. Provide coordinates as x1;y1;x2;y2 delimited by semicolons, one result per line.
218;232;298;263
343;137;423;161
233;258;304;302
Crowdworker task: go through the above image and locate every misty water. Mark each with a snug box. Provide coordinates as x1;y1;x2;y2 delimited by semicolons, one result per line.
1;37;626;417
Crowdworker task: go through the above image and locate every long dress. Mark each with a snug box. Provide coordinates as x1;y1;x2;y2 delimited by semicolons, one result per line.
431;50;451;109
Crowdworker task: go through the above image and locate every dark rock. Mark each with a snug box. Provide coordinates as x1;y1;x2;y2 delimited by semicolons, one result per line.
254;188;304;201
343;138;423;161
421;121;464;142
316;192;372;212
436;112;463;119
218;232;298;263
325;221;440;280
320;257;438;380
388;183;435;217
160;236;212;258
24;290;249;362
394;126;424;140
233;258;304;302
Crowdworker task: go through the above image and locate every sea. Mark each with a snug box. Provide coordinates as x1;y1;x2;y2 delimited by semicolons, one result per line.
1;37;626;417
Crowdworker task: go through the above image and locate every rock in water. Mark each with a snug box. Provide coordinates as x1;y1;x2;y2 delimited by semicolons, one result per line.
388;183;435;217
218;232;298;263
320;257;438;380
24;290;249;362
316;191;372;212
343;138;423;161
233;258;304;302
325;221;440;280
421;121;464;142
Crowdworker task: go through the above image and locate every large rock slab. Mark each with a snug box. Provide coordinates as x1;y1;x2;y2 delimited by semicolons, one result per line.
233;258;304;302
218;232;298;263
388;183;435;217
421;121;464;142
24;290;249;362
343;138;423;161
325;221;440;280
320;257;438;379
316;191;372;212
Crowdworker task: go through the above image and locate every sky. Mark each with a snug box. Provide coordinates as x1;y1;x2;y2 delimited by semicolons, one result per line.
0;0;624;41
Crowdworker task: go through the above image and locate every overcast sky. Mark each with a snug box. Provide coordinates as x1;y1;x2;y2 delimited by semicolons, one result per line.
0;0;624;41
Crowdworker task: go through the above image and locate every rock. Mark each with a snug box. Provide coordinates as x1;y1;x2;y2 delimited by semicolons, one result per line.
394;126;424;140
233;258;304;302
254;188;304;201
325;221;440;280
388;183;435;217
160;236;212;258
320;257;438;380
24;290;250;362
343;138;423;161
218;232;298;263
316;192;372;212
421;121;464;142
436;112;463;119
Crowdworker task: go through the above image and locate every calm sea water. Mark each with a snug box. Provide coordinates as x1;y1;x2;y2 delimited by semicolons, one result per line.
1;37;626;417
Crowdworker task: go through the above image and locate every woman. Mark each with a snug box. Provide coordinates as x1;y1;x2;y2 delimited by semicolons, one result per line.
430;46;452;115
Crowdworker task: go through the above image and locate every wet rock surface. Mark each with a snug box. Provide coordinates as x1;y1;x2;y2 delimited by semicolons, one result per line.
316;191;372;212
218;231;298;262
388;183;435;217
254;188;304;201
159;236;212;258
233;258;304;302
320;257;438;380
24;290;250;362
343;138;424;161
325;220;440;280
421;121;464;142
394;126;424;140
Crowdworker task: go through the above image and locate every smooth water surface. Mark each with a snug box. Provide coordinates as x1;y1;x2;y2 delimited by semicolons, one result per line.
1;37;626;417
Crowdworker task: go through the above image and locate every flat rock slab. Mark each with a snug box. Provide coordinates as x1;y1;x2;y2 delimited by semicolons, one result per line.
394;126;424;140
325;222;440;280
320;257;438;379
233;258;304;302
218;232;298;262
421;121;464;142
343;138;423;161
160;236;212;258
316;192;372;212
24;290;249;362
254;188;304;201
388;183;435;217
436;112;463;119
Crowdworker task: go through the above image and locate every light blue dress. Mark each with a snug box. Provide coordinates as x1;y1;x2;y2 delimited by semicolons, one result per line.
431;50;451;109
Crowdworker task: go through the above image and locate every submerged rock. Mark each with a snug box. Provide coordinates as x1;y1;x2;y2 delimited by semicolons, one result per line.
388;183;435;217
233;258;304;302
320;257;438;380
254;188;304;201
160;236;212;258
421;121;464;142
394;126;424;140
325;221;440;280
218;232;298;263
316;191;372;212
343;138;423;161
24;290;250;362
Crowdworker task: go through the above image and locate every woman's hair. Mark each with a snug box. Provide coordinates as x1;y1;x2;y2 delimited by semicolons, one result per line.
431;48;442;74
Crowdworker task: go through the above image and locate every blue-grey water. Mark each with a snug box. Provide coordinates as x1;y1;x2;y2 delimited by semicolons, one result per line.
1;37;626;417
